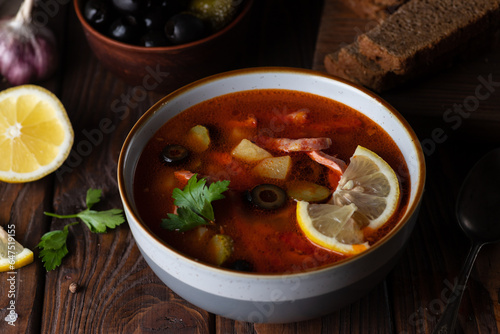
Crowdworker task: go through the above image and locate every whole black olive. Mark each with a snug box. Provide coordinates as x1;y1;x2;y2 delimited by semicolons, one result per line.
229;260;253;272
84;0;112;30
141;30;170;47
112;0;143;13
108;15;142;44
160;144;190;164
143;9;167;30
246;184;287;210
165;13;207;45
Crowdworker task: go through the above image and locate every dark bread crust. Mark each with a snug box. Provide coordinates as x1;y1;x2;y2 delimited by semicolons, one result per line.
339;0;407;20
357;0;500;74
324;0;500;92
325;43;402;92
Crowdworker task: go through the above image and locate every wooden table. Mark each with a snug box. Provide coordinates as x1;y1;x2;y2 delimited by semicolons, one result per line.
1;0;499;333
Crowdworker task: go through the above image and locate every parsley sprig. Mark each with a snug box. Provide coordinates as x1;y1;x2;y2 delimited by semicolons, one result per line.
38;188;125;271
161;174;230;232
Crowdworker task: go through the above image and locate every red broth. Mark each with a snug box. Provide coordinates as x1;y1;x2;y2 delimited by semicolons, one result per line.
133;89;410;274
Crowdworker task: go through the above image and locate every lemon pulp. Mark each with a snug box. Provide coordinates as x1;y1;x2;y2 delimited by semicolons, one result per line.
0;85;73;183
331;145;400;230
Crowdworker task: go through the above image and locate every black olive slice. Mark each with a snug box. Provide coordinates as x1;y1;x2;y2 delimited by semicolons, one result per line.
247;184;287;210
160;144;189;164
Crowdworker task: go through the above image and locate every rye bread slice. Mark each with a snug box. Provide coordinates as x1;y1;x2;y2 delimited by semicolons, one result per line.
324;26;499;92
357;0;500;74
339;0;407;20
324;42;401;92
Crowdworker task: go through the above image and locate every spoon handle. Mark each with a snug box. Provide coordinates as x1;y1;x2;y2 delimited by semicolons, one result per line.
432;242;483;334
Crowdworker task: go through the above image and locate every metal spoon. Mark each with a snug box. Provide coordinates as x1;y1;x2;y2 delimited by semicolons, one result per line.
432;148;500;334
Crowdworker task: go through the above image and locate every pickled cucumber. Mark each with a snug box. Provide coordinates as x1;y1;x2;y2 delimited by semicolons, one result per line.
188;0;238;31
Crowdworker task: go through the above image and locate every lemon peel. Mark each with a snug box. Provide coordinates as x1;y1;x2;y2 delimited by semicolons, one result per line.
0;225;33;272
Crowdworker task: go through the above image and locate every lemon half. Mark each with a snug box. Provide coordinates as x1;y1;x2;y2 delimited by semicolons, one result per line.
0;226;33;272
0;85;73;183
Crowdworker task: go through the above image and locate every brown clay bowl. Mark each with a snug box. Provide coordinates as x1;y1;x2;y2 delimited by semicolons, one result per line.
73;0;254;92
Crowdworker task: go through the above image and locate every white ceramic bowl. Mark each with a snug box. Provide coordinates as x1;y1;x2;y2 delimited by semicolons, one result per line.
118;67;426;323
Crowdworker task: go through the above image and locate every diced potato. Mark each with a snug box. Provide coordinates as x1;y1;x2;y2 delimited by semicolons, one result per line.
186;125;210;152
193;226;210;241
230;127;256;143
253;156;292;180
286;181;331;202
206;234;234;266
231;139;272;163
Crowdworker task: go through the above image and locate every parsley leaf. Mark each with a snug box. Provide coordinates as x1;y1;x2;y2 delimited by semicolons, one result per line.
85;188;102;209
77;208;126;233
161;207;206;232
38;189;126;271
161;174;229;232
37;223;77;271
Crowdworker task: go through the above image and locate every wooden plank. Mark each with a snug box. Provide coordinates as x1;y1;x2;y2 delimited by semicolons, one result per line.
39;4;212;333
0;180;52;333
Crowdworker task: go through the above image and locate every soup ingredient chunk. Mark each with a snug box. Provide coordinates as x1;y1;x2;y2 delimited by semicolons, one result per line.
0;225;33;272
160;144;190;164
253;156;292;180
186;125;210;152
296;201;369;255
206;234;233;266
307;150;347;190
247;184;287;210
258;137;332;152
331;145;400;230
161;174;230;231
231;139;272;163
0;85;73;183
307;150;347;175
286;181;330;203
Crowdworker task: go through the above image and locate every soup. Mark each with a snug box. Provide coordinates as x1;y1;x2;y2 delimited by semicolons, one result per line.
133;89;410;273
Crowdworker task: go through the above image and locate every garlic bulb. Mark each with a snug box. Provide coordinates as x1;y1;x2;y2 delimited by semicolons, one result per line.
0;0;58;85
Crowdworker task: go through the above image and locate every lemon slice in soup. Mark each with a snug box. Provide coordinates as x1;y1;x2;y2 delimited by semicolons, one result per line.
331;145;400;230
296;145;400;255
296;201;369;255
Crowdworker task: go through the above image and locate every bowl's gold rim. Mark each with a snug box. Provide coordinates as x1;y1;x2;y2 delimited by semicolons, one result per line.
117;66;427;279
